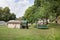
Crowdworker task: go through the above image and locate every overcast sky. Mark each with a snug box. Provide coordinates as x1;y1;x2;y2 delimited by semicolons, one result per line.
0;0;34;18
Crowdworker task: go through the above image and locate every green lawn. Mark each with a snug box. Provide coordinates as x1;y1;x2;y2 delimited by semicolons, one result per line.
0;23;60;40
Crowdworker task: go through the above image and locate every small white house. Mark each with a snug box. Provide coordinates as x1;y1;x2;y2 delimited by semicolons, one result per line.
8;20;21;28
37;19;43;25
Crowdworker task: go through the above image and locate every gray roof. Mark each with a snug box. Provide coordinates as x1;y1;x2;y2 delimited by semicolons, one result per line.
0;21;6;25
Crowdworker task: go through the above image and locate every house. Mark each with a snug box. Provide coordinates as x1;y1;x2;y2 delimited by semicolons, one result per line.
8;20;21;28
37;19;43;25
0;21;6;25
57;16;60;24
8;20;28;29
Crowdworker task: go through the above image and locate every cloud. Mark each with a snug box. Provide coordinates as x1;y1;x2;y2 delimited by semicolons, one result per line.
0;0;34;18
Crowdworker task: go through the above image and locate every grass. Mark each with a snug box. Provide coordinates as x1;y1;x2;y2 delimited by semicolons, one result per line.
48;23;60;40
0;23;60;40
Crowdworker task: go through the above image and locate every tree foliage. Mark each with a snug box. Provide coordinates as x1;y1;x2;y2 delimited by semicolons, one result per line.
24;0;60;23
0;7;16;22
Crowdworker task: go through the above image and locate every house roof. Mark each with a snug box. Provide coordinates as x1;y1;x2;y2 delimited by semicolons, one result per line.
0;21;6;24
8;20;21;24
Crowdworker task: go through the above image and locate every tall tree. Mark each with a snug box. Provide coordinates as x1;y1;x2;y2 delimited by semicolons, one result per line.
24;0;60;23
9;13;16;20
0;7;16;22
0;7;3;21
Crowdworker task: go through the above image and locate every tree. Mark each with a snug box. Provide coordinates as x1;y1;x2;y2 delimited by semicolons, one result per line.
0;7;16;22
24;6;37;23
3;7;10;13
0;7;3;21
24;0;60;24
9;13;16;20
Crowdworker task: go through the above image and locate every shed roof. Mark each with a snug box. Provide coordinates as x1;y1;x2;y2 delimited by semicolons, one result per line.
8;20;21;24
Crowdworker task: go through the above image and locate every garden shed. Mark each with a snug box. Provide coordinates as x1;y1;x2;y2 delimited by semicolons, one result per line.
8;20;21;28
8;20;28;29
57;16;60;24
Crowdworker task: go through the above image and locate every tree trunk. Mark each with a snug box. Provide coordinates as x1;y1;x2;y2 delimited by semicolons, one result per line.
46;18;48;24
55;15;58;23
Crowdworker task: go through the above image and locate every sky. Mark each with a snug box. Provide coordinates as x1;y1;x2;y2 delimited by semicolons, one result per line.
0;0;34;18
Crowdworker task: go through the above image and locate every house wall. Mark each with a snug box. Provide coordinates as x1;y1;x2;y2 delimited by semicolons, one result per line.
15;24;21;28
8;24;21;28
57;20;60;24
